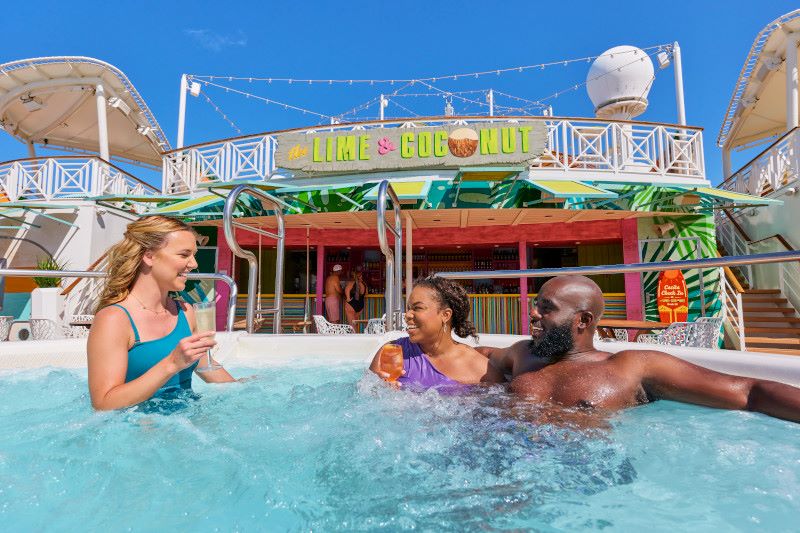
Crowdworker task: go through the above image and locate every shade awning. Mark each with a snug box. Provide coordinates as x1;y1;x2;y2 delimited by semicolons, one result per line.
363;180;433;203
148;195;223;216
456;166;525;182
194;179;287;192
90;194;189;203
0;57;170;166
676;186;783;206
525;179;618;199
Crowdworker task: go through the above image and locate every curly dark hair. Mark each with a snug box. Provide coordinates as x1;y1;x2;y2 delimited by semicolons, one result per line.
413;275;478;340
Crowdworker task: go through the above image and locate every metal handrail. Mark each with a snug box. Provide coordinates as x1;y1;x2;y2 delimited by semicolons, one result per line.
222;184;285;334
435;250;800;280
376;180;403;331
0;269;238;331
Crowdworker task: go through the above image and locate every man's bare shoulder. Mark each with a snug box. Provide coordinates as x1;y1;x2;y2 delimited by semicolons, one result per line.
507;339;530;357
604;348;670;372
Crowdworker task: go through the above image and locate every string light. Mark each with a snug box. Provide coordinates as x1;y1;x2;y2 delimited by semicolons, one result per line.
200;92;242;134
188;44;670;86
188;45;665;125
193;78;333;120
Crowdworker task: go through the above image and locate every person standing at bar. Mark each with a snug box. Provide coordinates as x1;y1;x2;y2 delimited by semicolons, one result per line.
344;266;367;328
324;264;344;323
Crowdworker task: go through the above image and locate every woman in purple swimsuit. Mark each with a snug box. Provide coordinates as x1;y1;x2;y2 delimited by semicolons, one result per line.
369;276;503;389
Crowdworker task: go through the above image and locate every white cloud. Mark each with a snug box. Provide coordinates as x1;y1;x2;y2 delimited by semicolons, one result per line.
184;29;247;52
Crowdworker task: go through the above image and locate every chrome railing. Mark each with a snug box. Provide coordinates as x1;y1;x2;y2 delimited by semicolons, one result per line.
376;180;404;331
435;250;800;280
437;250;800;351
162;117;705;194
0;156;158;201
719;127;800;196
0;269;238;331
222;184;285;334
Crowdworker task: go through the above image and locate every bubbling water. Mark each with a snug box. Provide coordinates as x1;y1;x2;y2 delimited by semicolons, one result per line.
0;364;798;530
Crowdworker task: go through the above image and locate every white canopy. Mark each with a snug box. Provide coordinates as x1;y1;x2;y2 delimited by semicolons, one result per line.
718;10;800;149
0;56;170;167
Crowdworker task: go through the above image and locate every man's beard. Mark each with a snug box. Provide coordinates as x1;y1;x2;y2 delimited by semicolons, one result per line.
529;322;575;360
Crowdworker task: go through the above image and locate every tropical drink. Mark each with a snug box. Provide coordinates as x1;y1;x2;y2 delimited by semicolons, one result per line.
193;301;221;372
379;343;404;382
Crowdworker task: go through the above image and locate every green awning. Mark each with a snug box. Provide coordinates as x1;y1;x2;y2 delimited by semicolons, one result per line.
525;180;618;199
0;201;80;209
90;194;189;203
363;180;433;203
456;166;525;182
148;195;223;216
0;202;80;228
674;186;783;206
194;179;287;192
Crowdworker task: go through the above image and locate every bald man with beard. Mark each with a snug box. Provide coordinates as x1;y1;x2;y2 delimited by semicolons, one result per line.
479;275;800;423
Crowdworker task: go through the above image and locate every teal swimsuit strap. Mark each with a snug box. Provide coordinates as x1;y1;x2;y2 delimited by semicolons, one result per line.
109;304;141;344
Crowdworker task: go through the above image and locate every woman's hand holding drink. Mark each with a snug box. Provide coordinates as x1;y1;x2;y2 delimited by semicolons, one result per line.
379;344;404;382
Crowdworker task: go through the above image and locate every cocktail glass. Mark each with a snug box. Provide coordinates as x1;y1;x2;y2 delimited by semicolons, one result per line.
379;343;404;382
193;301;222;373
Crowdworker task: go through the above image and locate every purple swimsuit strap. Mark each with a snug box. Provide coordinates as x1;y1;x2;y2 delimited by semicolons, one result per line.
394;336;462;389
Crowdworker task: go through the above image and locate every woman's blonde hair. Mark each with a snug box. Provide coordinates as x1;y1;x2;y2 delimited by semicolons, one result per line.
96;216;197;311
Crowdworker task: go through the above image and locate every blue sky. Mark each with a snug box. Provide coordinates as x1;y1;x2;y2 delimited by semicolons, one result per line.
1;0;798;187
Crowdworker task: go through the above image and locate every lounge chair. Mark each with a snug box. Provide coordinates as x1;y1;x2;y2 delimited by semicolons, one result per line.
312;315;355;335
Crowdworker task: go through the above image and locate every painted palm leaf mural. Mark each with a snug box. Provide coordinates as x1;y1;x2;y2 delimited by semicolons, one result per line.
639;214;721;322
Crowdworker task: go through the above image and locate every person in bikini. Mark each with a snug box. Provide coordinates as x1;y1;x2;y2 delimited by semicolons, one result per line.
370;276;503;389
344;266;367;329
479;275;800;423
87;216;236;410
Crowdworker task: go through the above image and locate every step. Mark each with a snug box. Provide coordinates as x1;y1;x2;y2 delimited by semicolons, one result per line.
744;327;800;335
748;347;800;356
744;316;800;324
744;336;800;346
742;306;796;314
741;297;789;304
743;289;781;294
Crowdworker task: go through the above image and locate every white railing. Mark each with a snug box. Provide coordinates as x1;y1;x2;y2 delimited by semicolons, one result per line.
715;210;753;283
62;255;109;319
720;268;747;350
716;208;800;328
719;128;800;196
162;117;705;194
0;156;158;201
749;237;800;317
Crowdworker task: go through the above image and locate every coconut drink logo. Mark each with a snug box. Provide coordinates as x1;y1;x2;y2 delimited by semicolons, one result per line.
447;128;479;157
274;121;546;174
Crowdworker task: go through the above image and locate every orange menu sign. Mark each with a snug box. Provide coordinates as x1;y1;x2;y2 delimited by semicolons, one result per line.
657;269;689;323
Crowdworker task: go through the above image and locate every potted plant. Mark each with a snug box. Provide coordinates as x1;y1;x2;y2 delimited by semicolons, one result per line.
31;257;66;322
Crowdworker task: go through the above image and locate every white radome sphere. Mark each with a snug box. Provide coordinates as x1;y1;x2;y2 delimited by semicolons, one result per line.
586;45;655;119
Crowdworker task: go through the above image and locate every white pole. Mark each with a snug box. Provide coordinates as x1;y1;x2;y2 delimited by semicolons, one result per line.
95;84;110;161
177;74;188;148
405;214;413;298
672;42;686;126
488;89;494;117
722;143;732;179
26;140;36;158
786;33;799;131
379;94;386;121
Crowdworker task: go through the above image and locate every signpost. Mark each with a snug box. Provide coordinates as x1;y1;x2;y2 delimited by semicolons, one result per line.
657;269;689;323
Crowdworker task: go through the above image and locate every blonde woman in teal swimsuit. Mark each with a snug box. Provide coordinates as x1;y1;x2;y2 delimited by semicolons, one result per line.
87;216;235;410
